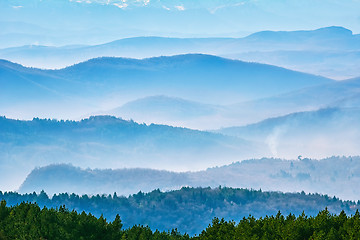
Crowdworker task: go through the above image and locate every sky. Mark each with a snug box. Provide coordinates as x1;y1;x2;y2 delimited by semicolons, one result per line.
1;0;360;47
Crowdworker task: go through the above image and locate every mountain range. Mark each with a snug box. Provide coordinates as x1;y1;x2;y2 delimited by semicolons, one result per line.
217;107;360;158
0;115;264;192
1;0;360;48
0;54;332;121
100;95;224;129
1;26;359;79
19;156;360;201
1;21;360;198
2;0;360;232
1;51;360;194
3;100;360;193
101;76;360;129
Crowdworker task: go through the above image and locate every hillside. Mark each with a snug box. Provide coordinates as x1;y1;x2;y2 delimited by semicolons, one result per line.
101;95;226;129
226;49;360;80
99;77;360;129
57;54;331;102
0;59;87;119
107;95;220;117
0;116;262;192
2;187;359;235
1;200;360;239
1;27;360;79
19;156;360;200
217;106;360;158
224;76;360;125
0;54;332;120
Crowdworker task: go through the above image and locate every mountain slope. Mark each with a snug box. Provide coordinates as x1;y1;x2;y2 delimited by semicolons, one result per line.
225;49;360;80
0;115;263;191
0;54;333;119
243;26;356;49
217;107;360;158
4;186;360;235
223;76;360;125
58;54;331;100
18;155;360;200
1;27;359;78
101;77;360;129
101;95;226;129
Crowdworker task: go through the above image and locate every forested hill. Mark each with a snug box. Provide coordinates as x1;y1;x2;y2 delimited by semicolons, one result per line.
1;201;360;240
0;115;261;191
19;156;360;200
1;187;359;235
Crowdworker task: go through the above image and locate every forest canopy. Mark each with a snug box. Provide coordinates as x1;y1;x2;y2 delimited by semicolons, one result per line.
1;187;359;235
1;200;360;239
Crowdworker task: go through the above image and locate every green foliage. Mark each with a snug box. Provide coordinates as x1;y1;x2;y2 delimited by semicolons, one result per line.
1;187;359;235
0;200;189;240
194;209;360;240
1;200;360;239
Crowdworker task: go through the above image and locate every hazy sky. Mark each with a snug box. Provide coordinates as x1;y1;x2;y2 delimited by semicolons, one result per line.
1;0;360;46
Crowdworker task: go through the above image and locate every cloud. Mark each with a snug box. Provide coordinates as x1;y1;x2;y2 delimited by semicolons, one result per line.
162;5;170;11
12;5;23;9
265;126;287;157
209;2;246;14
113;2;128;8
174;5;185;11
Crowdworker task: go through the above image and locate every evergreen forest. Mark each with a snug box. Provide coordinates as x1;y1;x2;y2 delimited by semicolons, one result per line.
1;200;360;239
1;187;360;238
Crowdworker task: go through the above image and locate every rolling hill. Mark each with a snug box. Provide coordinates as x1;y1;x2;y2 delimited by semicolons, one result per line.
100;95;226;129
3;186;359;235
221;76;360;125
57;54;331;102
0;54;333;120
98;76;360;129
1;26;359;78
217;106;360;159
18;155;360;201
0;115;264;192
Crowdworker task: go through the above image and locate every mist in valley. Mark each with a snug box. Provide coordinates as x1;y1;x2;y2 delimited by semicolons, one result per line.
2;2;360;236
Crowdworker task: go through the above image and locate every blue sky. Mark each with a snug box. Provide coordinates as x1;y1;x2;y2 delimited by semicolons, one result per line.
1;0;360;46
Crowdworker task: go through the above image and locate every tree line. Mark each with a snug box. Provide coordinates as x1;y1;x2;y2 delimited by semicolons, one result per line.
1;200;360;239
1;187;359;235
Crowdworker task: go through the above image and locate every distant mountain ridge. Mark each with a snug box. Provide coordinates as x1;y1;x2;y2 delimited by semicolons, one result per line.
2;0;360;48
1;26;360;79
0;54;333;120
246;26;354;42
103;95;222;126
19;155;360;201
0;115;264;191
216;106;360;159
98;76;360;129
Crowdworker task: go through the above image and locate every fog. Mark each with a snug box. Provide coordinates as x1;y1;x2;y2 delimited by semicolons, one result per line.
18;156;360;201
1;1;360;202
1;27;360;79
